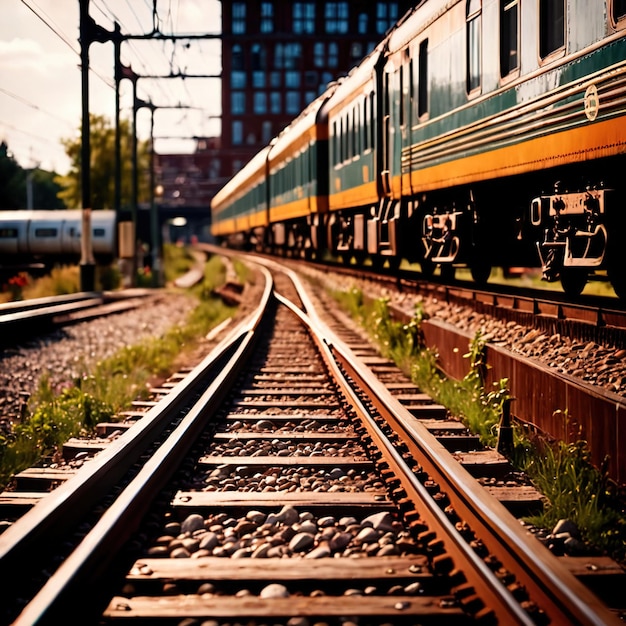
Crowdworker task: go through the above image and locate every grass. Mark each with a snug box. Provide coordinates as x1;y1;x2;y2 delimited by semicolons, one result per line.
330;285;626;560
0;248;241;490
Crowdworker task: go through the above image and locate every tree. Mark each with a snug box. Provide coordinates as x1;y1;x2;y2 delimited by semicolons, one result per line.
0;142;64;209
55;113;151;210
0;141;26;209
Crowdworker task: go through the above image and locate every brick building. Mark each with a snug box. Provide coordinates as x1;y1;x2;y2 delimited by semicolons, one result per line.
155;1;412;239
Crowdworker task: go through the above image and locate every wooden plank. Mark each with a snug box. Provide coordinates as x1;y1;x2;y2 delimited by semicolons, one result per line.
212;432;356;441
225;413;338;422
104;594;466;620
419;419;469;432
172;490;391;508
198;455;373;467
234;400;341;409
238;389;334;396
405;404;448;418
126;556;430;581
453;450;513;479
393;393;434;403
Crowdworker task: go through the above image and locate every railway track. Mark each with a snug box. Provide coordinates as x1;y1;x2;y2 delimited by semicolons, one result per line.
0;263;621;625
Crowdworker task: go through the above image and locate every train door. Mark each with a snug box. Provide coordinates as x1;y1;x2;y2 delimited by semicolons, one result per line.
372;52;404;263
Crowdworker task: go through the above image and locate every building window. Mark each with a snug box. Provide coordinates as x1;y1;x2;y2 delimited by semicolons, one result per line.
293;2;315;34
358;13;368;34
270;92;282;113
329;42;338;67
286;91;300;114
467;0;481;93
232;3;246;34
500;0;519;77
262;121;272;143
304;91;316;106
254;92;267;114
376;3;398;34
261;2;273;33
232;121;243;145
252;44;266;71
231;71;246;88
231;91;245;114
418;39;428;117
284;43;302;69
253;71;266;88
325;2;349;34
232;45;244;71
270;71;281;87
285;71;300;88
539;0;565;57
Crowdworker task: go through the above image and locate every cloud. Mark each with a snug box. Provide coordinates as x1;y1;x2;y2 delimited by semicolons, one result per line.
0;37;74;74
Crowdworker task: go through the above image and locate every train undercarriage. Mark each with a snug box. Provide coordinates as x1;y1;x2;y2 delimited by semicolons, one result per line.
230;163;625;300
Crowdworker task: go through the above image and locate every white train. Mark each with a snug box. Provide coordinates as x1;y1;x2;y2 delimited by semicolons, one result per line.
0;210;117;267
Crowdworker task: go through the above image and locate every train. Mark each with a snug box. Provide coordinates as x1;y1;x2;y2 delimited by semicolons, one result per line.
211;0;626;299
0;210;118;269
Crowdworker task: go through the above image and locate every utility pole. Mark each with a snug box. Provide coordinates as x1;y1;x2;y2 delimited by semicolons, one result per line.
78;0;114;291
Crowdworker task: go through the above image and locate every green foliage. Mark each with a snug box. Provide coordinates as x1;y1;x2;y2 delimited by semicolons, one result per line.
163;243;196;284
55;114;150;210
522;438;626;557
329;285;626;555
0;254;240;490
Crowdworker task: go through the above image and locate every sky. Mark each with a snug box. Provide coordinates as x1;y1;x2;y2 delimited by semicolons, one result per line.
0;0;222;176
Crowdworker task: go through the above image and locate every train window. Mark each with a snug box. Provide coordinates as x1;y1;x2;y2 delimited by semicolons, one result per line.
467;0;481;93
418;39;428;118
0;228;18;238
539;0;565;58
370;91;376;148
34;228;57;238
500;0;519;78
363;97;369;151
354;103;361;156
93;228;106;238
613;0;626;23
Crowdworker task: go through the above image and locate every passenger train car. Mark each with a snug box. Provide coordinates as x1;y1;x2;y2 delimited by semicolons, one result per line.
0;210;117;268
212;0;626;299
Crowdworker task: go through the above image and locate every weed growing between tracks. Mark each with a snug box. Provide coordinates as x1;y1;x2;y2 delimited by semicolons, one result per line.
331;287;626;560
0;254;239;491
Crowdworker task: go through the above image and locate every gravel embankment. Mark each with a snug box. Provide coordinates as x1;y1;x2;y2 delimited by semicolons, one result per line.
304;268;626;399
0;293;197;435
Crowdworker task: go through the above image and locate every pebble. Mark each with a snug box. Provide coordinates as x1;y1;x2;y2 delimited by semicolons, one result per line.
0;294;196;435
149;506;419;561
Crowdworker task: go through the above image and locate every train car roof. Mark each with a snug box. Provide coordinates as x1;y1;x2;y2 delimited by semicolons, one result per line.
211;144;271;212
323;42;386;113
0;209;115;221
268;85;338;160
387;0;438;53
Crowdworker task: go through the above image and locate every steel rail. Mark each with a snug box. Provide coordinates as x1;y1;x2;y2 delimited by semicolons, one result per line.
269;262;622;624
274;290;537;624
318;325;622;625
1;268;274;625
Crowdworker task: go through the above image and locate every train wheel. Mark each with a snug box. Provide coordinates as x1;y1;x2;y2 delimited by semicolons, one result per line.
470;261;492;284
560;268;587;297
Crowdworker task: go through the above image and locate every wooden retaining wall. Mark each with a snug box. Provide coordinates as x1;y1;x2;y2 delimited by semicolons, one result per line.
421;319;625;486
